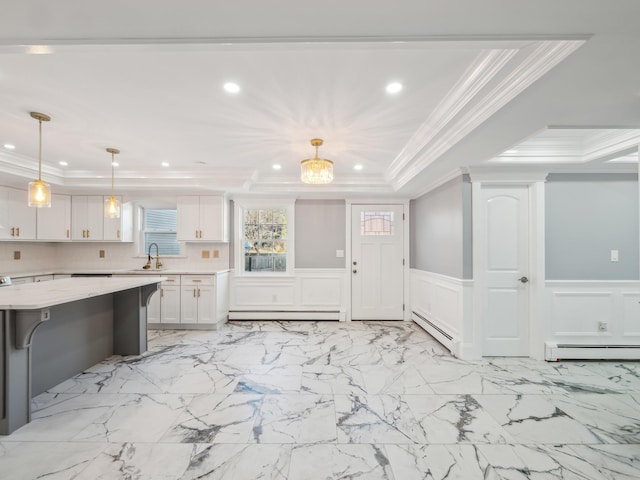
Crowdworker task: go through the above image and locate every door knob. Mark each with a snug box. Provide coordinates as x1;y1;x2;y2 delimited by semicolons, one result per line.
353;269;357;274
518;276;529;284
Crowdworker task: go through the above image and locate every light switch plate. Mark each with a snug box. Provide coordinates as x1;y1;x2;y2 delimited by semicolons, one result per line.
13;251;20;260
213;250;219;259
202;250;210;259
336;250;344;258
611;250;619;262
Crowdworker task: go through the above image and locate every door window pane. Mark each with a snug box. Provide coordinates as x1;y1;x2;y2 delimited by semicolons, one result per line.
361;211;394;236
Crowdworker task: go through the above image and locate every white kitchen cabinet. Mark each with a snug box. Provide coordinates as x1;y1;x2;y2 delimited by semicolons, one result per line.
148;275;181;324
71;196;104;240
180;275;216;324
71;195;132;241
0;186;37;240
177;195;228;242
37;193;71;241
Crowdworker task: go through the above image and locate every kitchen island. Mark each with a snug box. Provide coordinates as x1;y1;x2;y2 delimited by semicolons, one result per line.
0;276;163;434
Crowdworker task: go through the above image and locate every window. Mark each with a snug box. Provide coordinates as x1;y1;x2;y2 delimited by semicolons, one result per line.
361;210;395;236
142;209;181;255
243;208;288;272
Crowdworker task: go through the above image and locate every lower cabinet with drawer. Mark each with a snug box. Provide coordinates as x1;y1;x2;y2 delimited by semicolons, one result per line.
181;275;216;324
139;273;228;329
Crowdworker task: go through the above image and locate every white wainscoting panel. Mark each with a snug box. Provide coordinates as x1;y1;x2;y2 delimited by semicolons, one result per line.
621;292;640;337
230;269;347;320
410;269;473;358
545;281;640;346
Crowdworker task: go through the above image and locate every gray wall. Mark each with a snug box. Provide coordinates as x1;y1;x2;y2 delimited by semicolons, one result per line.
410;175;473;279
295;199;346;268
546;173;639;280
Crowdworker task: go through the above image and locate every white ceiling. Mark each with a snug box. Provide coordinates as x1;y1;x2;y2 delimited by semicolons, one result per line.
0;1;639;198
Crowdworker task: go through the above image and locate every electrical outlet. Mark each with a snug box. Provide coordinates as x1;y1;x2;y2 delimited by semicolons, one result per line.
13;251;20;260
99;250;105;258
598;321;608;332
201;250;210;259
213;249;219;259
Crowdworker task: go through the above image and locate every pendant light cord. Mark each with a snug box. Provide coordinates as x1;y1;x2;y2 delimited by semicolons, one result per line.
38;118;43;181
111;151;115;196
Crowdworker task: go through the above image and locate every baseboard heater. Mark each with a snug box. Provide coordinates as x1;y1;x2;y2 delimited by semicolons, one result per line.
411;311;455;354
228;310;341;321
545;342;640;361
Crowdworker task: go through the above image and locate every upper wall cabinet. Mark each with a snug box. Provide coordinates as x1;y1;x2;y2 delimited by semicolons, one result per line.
0;186;37;240
72;195;133;242
177;195;228;242
37;193;71;241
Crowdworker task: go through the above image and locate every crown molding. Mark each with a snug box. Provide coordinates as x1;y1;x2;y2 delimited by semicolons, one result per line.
390;39;586;191
385;48;517;183
412;168;468;199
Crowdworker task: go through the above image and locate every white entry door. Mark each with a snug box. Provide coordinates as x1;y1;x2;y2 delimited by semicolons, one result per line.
351;204;404;320
481;186;530;356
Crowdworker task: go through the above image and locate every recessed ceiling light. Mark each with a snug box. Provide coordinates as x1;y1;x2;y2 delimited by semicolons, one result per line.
111;161;119;167
3;144;15;150
58;161;68;166
223;82;241;94
272;164;282;170
354;164;364;171
161;162;169;167
27;45;52;55
386;82;403;94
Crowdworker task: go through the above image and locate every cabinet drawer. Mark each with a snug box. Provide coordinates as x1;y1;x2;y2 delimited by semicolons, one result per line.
161;275;181;285
181;275;215;286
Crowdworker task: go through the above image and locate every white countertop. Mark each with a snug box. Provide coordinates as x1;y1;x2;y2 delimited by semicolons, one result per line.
7;269;230;278
0;276;165;310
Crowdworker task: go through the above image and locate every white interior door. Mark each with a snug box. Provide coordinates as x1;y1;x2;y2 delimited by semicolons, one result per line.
351;204;404;320
482;186;530;356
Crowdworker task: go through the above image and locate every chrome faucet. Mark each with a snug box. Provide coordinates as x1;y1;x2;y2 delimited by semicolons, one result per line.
143;242;163;270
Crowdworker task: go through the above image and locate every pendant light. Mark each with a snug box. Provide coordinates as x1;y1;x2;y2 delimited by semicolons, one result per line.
105;148;121;218
300;138;334;184
28;112;52;207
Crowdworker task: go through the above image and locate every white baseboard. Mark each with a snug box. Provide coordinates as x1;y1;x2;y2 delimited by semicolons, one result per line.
545;342;640;361
412;311;456;355
228;310;341;321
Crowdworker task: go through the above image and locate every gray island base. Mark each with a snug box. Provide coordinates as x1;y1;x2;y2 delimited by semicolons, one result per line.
0;276;163;434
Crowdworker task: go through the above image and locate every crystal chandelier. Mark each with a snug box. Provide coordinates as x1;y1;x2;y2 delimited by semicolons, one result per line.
300;138;334;184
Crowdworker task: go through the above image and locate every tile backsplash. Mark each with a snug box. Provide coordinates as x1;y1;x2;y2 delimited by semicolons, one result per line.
0;241;230;275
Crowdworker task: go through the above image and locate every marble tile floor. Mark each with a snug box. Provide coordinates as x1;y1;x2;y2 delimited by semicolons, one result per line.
1;320;639;479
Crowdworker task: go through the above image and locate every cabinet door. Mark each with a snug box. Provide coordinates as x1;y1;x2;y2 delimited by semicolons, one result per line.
71;196;87;240
177;196;200;241
180;286;199;323
199;196;223;241
0;187;11;239
0;187;35;240
37;193;71;240
103;196;123;241
196;285;216;324
86;196;104;240
161;285;181;323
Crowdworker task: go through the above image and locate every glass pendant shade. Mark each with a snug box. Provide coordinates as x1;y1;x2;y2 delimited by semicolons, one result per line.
300;138;334;185
105;147;121;218
28;112;52;208
105;195;120;219
28;179;51;208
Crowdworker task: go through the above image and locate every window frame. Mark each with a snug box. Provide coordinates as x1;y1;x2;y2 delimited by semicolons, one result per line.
234;198;295;276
